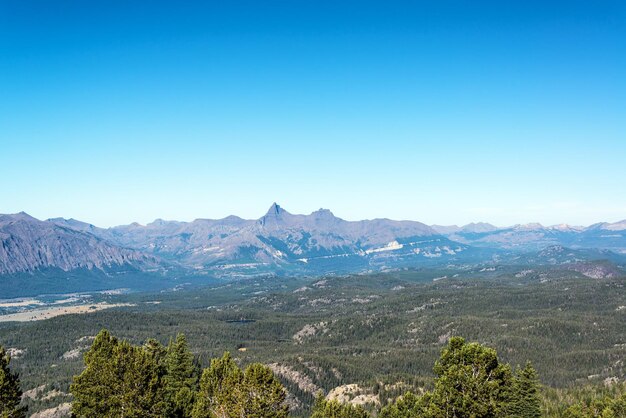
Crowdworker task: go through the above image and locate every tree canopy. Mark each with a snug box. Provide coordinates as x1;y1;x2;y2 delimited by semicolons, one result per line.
192;352;288;418
380;337;542;418
71;330;288;418
311;394;370;418
70;330;167;417
0;345;26;418
66;330;626;418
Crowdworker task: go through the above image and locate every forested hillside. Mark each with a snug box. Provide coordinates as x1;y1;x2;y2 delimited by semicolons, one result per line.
2;332;626;417
1;268;625;417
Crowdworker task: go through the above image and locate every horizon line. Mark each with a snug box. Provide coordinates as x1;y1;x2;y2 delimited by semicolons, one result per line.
3;204;624;231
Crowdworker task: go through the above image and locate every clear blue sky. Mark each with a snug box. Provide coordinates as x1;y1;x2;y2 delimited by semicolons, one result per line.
1;1;625;227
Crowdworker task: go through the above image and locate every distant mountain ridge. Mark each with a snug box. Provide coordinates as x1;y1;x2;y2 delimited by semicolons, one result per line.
67;203;450;274
0;212;155;275
431;222;499;234
433;219;626;252
1;204;625;286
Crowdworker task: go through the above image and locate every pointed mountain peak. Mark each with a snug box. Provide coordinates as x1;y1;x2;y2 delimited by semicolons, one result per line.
265;202;286;217
259;203;291;226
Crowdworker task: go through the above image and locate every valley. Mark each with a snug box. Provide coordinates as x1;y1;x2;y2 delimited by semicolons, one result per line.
2;207;626;416
2;205;626;299
1;267;624;416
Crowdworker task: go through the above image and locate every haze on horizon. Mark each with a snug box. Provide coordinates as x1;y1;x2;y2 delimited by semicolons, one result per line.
1;1;625;227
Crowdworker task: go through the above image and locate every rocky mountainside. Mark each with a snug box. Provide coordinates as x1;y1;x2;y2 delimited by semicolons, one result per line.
433;221;626;252
2;205;625;283
70;203;463;274
0;212;155;275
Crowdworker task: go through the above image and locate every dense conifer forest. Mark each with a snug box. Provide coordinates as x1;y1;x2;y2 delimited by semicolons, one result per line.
2;332;626;417
1;268;625;416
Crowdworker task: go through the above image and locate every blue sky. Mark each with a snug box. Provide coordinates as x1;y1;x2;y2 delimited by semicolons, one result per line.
1;1;625;227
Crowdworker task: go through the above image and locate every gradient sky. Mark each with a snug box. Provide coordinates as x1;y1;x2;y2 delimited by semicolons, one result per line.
1;1;625;227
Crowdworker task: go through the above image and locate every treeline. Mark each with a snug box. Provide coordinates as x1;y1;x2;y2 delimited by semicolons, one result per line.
2;334;626;417
1;345;27;417
70;330;288;417
3;274;624;409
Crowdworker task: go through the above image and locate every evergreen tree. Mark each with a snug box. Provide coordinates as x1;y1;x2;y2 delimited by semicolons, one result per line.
379;392;433;418
563;399;609;418
563;393;626;418
242;363;288;418
192;352;244;418
609;393;626;417
164;334;198;417
71;329;166;417
70;329;118;416
310;393;370;418
0;345;26;418
429;337;513;418
144;338;168;371
507;362;541;418
192;352;288;418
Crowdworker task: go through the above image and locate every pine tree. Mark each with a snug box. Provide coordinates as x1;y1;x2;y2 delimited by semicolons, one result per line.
144;338;168;371
71;329;166;417
192;352;288;418
608;392;626;417
242;363;288;418
70;329;118;416
379;392;433;418
310;393;370;418
192;352;244;418
610;393;626;417
164;334;198;417
508;362;542;418
0;345;27;418
563;393;626;418
430;337;513;418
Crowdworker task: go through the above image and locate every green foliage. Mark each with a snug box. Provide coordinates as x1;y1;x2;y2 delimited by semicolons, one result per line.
70;330;288;418
428;336;513;417
0;345;26;418
2;271;625;415
561;392;626;418
193;352;245;418
310;394;370;418
541;382;626;417
70;329;167;417
192;352;288;418
165;334;199;417
379;392;433;418
381;338;543;418
507;362;541;418
242;363;289;418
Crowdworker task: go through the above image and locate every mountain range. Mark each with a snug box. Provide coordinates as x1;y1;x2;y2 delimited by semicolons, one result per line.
0;212;155;275
1;203;625;296
47;203;463;275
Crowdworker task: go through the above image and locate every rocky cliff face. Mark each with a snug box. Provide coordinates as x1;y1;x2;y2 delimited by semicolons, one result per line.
5;205;625;278
0;213;154;275
76;203;441;269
